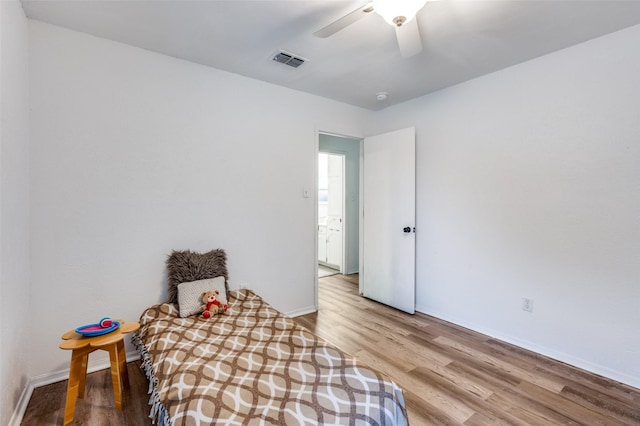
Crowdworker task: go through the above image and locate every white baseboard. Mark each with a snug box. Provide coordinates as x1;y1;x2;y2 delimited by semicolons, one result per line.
286;305;317;318
8;381;34;426
8;350;141;426
415;304;640;390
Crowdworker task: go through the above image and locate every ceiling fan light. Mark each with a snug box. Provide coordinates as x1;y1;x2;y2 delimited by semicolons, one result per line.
373;0;428;27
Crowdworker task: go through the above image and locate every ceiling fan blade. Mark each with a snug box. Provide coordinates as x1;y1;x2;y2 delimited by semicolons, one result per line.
313;3;374;38
396;18;423;58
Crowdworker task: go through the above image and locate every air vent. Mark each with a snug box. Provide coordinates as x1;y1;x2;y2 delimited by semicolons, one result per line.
272;51;307;68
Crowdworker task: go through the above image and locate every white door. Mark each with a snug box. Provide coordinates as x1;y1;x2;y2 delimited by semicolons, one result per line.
362;127;415;314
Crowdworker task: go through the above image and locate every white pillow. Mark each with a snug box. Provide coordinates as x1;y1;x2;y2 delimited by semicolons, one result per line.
177;276;227;318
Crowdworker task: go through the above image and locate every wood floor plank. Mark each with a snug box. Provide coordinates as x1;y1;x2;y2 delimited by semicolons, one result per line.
560;384;640;424
402;390;458;426
387;332;455;368
355;349;476;423
515;381;622;425
433;335;565;394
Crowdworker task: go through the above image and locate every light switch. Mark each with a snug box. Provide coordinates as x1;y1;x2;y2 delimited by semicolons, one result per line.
303;188;310;198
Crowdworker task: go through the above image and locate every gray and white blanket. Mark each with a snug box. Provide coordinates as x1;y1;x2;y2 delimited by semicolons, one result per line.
134;289;409;425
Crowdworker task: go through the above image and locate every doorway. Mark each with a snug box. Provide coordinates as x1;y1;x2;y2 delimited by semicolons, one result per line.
317;133;361;280
315;128;415;314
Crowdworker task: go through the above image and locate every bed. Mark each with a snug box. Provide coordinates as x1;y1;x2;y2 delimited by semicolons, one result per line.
133;249;408;425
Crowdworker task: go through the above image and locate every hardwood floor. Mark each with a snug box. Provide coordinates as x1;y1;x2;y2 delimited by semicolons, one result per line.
22;274;640;425
21;361;152;426
294;274;640;425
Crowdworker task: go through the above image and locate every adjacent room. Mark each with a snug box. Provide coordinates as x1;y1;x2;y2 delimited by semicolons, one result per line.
2;0;639;424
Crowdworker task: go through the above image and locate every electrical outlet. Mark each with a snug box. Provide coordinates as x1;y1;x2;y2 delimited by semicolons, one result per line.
239;283;248;290
522;298;534;312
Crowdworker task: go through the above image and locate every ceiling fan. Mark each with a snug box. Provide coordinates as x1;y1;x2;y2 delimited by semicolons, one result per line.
313;0;431;58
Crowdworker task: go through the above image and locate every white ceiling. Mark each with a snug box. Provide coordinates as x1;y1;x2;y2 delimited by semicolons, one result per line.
21;0;640;111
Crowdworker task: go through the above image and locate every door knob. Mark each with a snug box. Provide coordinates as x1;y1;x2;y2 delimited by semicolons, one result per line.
403;227;411;233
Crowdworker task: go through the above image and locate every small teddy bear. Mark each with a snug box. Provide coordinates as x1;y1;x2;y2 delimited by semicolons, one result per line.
200;290;229;318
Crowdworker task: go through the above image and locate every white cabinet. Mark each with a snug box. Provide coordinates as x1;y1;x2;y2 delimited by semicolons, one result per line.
318;217;342;269
318;224;327;263
326;217;343;267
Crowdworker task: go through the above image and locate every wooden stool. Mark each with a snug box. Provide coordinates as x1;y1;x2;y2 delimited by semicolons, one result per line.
59;321;140;425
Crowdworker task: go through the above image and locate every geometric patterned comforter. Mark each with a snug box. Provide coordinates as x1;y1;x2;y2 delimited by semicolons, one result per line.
133;289;409;426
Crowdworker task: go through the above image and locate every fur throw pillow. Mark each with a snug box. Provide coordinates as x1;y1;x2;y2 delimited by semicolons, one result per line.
166;249;228;303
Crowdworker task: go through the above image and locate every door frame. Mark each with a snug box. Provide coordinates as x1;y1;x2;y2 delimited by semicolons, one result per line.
314;130;364;308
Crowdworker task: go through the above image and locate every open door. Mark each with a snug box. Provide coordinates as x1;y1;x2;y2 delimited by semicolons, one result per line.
362;127;416;314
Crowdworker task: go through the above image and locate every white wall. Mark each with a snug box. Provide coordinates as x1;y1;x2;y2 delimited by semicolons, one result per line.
28;21;369;380
370;24;640;388
0;1;30;424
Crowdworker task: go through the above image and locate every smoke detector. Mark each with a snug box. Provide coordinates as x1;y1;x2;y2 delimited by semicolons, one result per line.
376;92;388;101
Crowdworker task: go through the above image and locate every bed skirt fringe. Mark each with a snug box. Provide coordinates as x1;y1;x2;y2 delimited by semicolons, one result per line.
133;332;171;426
